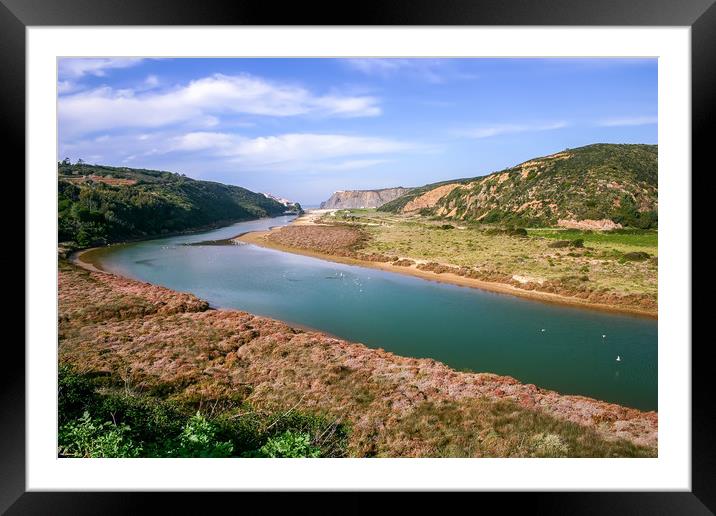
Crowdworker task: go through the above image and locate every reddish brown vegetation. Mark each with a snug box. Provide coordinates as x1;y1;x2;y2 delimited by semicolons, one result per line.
59;262;656;456
267;225;367;255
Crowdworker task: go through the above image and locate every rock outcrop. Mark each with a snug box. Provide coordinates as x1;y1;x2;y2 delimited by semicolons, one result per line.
558;219;623;231
320;187;413;209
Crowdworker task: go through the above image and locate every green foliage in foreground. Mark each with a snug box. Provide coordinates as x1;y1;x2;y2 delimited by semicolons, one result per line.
58;162;301;247
58;365;346;458
248;430;322;458
59;411;143;458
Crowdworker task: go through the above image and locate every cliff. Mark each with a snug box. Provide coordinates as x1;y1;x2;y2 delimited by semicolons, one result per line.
320;187;413;209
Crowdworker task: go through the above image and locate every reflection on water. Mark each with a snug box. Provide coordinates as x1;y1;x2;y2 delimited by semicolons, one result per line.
92;216;658;411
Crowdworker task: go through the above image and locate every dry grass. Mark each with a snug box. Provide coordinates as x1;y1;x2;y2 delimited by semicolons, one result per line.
319;210;657;313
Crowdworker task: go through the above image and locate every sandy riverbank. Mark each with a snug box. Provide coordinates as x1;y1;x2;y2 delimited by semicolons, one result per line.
237;226;657;319
70;247;110;273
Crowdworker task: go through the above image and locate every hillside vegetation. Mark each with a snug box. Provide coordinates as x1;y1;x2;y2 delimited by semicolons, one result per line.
58;162;300;247
379;144;657;228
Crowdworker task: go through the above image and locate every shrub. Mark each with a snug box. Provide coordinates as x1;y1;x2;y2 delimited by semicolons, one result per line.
58;366;349;458
622;251;651;261
58;365;101;425
99;393;184;446
164;412;234;458
59;412;142;458
251;430;321;458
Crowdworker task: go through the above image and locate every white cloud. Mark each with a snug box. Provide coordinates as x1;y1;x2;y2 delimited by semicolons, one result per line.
58;58;145;78
59;73;381;138
144;75;160;88
597;116;658;127
57;80;81;94
171;132;410;169
457;121;569;139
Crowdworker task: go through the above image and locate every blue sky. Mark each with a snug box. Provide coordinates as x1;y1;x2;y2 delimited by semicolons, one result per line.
58;58;657;205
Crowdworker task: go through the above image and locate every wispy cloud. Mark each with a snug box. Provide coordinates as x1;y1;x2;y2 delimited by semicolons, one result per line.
456;121;569;139
58;58;145;78
597;116;658;127
61;130;414;173
57;80;82;94
344;59;448;83
171;132;411;169
59;73;382;138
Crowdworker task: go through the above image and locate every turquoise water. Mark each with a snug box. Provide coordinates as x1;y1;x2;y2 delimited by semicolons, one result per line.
92;216;658;411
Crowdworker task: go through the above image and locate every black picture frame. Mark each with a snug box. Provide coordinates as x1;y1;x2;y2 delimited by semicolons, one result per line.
4;0;709;512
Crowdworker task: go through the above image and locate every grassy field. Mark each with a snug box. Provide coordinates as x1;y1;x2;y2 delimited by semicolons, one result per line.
527;228;658;251
323;209;657;299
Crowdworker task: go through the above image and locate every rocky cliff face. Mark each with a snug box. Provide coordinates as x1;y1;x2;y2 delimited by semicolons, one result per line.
320;187;413;209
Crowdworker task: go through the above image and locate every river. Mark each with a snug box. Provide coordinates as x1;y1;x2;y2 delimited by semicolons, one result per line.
86;215;658;411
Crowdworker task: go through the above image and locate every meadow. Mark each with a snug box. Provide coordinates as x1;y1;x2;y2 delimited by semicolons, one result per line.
323;209;658;302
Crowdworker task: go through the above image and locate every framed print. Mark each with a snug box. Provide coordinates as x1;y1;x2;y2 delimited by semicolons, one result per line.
5;0;711;512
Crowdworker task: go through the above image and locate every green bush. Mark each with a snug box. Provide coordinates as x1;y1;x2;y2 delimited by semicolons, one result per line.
163;413;234;458
58;366;348;458
59;412;142;458
251;430;321;458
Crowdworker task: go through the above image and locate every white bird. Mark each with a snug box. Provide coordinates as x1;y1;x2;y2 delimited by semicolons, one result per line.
541;328;546;332
602;335;607;339
616;355;621;362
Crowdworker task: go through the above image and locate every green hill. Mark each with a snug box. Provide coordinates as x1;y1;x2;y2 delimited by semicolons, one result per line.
379;144;658;228
58;162;301;247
